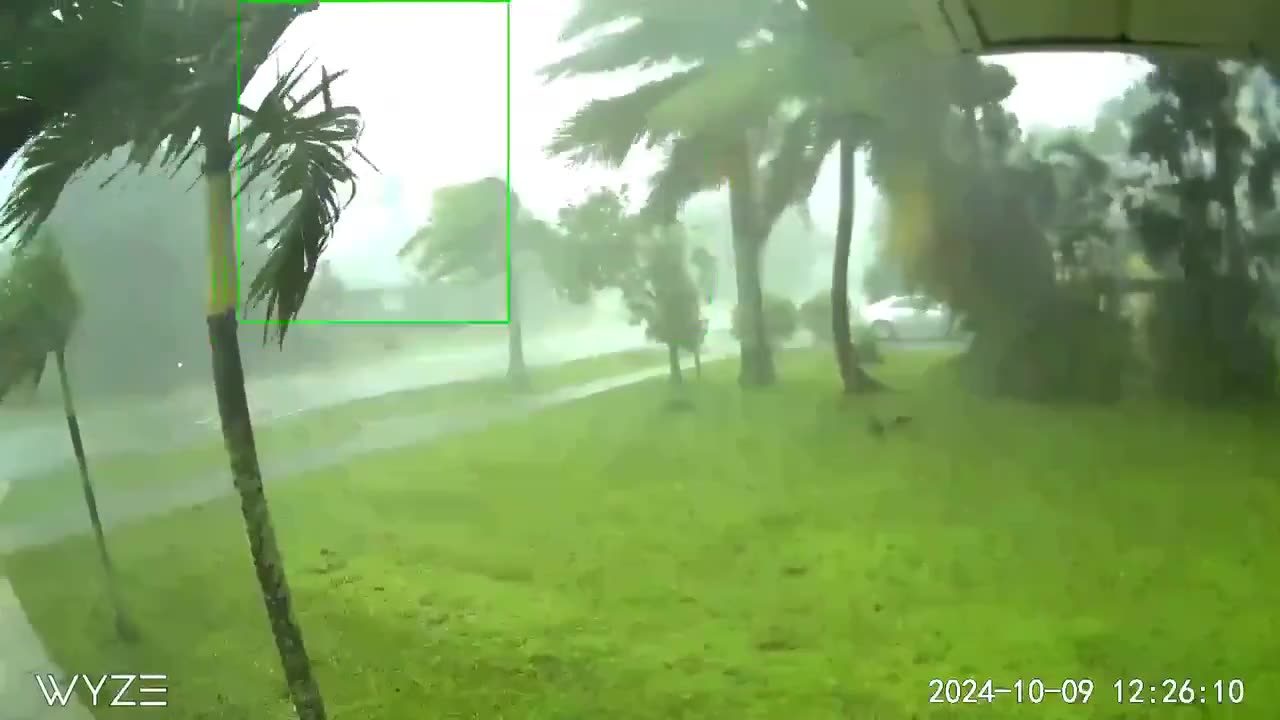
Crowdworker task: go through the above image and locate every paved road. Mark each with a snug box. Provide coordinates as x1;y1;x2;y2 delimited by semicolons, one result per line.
0;321;729;486
0;358;729;555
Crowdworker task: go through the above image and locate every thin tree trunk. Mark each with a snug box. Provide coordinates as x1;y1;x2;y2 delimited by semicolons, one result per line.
667;342;683;385
202;126;328;720
726;141;775;387
507;263;528;387
55;348;136;641
832;134;881;395
693;347;702;378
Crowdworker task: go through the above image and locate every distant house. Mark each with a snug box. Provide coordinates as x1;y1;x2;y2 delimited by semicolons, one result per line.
336;280;504;323
338;283;419;321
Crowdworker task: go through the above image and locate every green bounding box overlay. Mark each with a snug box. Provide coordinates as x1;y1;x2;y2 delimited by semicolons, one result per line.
234;0;512;325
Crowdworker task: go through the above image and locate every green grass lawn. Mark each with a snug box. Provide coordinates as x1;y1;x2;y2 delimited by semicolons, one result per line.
5;348;1279;718
0;347;664;525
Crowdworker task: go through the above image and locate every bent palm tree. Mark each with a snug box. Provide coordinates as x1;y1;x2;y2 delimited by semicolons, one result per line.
0;232;136;639
398;177;529;385
3;3;368;718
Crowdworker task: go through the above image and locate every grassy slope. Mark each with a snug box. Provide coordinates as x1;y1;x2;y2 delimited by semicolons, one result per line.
5;349;1279;718
0;347;663;524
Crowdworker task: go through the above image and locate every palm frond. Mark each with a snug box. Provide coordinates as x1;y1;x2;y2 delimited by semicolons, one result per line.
555;0;779;49
759;109;841;227
547;68;700;166
234;64;373;344
2;1;309;247
642;135;728;224
556;0;645;43
541;17;716;81
642;41;804;138
0;109;127;245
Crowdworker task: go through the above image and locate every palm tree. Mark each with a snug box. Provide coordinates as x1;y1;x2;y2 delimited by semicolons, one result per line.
542;0;832;388
398;177;533;386
829;121;878;393
3;3;369;718
0;232;137;640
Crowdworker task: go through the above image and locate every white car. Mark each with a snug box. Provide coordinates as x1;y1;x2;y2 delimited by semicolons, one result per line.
859;295;954;340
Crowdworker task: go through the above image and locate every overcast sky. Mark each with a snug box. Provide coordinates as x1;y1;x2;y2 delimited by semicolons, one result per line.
2;2;1151;288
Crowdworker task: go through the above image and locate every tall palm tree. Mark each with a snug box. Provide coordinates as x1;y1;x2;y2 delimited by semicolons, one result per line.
542;0;832;387
0;232;137;640
3;3;369;718
830;121;876;393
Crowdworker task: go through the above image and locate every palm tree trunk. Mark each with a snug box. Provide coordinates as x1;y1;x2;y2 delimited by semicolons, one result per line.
202;125;328;720
832;134;880;395
726;141;775;388
507;263;528;387
55;348;136;641
667;342;683;384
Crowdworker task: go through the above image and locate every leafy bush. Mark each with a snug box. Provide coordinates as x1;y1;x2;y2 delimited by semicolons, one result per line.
799;292;843;344
852;323;883;364
732;294;798;344
800;290;881;362
960;291;1132;403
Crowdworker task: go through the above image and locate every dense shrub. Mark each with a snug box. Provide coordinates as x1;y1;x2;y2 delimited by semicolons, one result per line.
959;291;1133;403
852;323;883;364
732;294;798;345
800;291;881;362
799;293;841;344
1145;282;1277;403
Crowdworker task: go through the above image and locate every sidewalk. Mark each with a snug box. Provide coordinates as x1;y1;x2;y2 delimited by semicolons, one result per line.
0;480;93;719
0;356;722;555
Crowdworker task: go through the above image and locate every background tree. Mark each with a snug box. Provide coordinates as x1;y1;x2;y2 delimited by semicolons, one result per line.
688;245;715;377
0;231;135;640
1127;56;1279;402
619;225;706;385
399;177;540;386
800;292;838;345
3;3;371;717
552;186;707;385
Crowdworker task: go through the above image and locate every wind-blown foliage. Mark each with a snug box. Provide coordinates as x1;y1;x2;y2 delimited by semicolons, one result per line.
4;4;371;718
619;225;706;377
554;186;708;383
0;232;77;400
2;1;368;342
399;177;510;283
399;177;543;382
